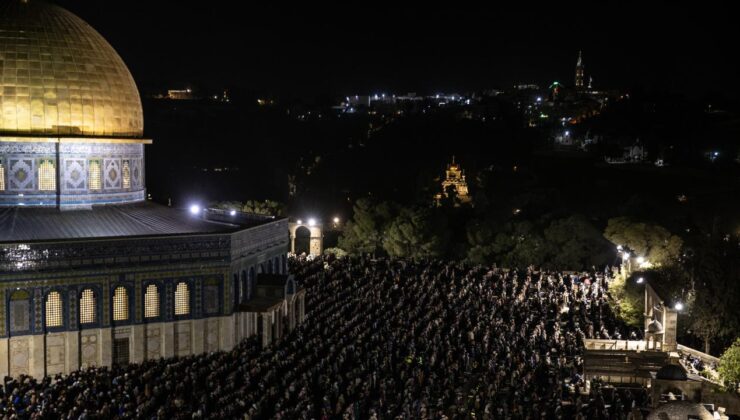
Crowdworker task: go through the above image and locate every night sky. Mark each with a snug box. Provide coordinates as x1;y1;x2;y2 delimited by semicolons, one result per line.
54;1;739;99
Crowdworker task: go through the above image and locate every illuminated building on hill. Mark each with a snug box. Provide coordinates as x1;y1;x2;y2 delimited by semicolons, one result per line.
575;50;585;90
435;156;471;206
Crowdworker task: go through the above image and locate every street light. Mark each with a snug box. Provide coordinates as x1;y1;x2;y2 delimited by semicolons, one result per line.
189;204;201;215
297;219;303;225
333;217;340;224
674;302;684;311
308;218;316;227
637;277;644;284
229;209;237;216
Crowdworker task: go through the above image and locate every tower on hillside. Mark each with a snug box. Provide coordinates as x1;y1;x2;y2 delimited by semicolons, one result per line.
435;156;471;206
575;50;585;90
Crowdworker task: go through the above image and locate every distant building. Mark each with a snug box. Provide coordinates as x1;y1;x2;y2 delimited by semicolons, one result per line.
575;51;585;90
514;83;540;90
435;156;472;206
167;89;195;100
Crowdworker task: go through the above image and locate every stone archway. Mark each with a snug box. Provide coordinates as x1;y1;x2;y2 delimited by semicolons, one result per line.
288;221;323;256
293;226;311;255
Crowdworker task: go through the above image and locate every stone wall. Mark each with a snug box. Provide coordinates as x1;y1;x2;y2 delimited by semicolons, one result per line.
0;315;237;378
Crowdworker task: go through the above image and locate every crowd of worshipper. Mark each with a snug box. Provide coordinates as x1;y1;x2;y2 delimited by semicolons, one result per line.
1;256;649;419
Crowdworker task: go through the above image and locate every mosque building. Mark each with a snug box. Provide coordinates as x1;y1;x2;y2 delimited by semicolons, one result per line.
0;0;301;378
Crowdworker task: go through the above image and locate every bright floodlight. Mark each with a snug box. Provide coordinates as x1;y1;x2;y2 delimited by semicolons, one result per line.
674;302;684;311
333;217;340;224
637;277;644;284
229;209;237;216
308;218;316;227
189;204;201;215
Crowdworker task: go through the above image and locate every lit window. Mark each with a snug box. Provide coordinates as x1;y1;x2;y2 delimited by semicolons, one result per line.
144;284;159;318
88;160;101;190
175;282;190;316
10;290;31;332
80;289;96;324
38;159;56;191
45;291;63;327
0;161;5;191
122;160;131;189
113;286;128;321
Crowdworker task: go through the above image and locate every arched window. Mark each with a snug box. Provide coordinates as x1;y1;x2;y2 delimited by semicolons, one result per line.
88;160;102;190
0;160;5;191
122;160;131;189
240;271;247;303
45;291;63;327
9;290;31;332
175;282;190;316
113;286;128;321
80;289;96;324
144;284;159;318
38;159;56;191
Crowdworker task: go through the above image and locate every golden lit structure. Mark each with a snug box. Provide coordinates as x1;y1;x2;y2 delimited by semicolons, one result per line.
0;0;300;380
0;0;143;137
435;156;472;206
0;0;148;207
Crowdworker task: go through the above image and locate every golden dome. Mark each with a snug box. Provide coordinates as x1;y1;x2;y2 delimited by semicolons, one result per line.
0;0;143;138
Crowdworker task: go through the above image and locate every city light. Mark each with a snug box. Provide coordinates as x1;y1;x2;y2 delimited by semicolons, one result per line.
189;204;201;215
637;277;644;284
674;302;684;311
308;218;317;227
229;209;237;216
297;219;303;225
333;217;340;224
637;257;652;269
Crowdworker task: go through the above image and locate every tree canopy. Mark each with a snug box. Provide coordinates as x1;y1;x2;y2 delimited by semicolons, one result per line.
603;217;683;266
719;338;740;388
338;199;396;255
383;207;448;259
211;200;285;217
